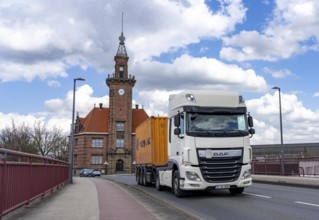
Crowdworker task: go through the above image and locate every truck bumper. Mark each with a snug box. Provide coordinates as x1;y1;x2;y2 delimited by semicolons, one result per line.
179;165;252;191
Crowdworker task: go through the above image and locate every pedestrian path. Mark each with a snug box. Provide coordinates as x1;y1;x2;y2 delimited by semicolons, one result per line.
92;178;157;220
3;177;157;220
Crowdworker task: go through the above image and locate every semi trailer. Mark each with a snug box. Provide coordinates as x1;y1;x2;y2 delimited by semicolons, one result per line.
135;90;255;197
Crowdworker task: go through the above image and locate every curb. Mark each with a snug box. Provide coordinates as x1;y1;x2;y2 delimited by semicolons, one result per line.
252;175;319;189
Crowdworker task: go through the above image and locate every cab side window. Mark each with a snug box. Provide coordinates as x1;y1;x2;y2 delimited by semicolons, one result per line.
180;114;184;135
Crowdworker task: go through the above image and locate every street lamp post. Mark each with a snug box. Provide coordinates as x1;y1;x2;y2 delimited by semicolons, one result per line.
272;86;285;175
69;77;85;184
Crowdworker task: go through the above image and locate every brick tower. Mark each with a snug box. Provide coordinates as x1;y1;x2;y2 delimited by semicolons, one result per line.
106;27;136;173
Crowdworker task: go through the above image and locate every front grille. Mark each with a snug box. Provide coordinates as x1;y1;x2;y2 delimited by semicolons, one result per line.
197;148;243;183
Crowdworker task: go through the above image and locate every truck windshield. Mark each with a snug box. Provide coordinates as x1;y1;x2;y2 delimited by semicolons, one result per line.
186;113;249;137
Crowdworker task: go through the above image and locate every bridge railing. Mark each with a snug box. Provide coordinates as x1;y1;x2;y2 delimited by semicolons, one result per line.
0;148;69;219
252;156;319;176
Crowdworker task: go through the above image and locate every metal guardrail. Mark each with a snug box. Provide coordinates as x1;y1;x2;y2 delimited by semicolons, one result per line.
252;156;319;176
0;148;69;219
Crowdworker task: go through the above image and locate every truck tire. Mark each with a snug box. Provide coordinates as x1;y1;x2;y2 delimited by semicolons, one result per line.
136;168;141;185
155;171;163;191
173;170;185;198
142;168;149;186
140;168;145;186
229;187;244;195
140;169;145;186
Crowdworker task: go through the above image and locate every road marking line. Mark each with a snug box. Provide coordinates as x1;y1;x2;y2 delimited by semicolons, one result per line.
244;192;271;199
295;201;319;207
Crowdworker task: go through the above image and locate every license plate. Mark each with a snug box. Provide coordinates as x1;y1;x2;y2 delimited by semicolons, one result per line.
215;185;230;189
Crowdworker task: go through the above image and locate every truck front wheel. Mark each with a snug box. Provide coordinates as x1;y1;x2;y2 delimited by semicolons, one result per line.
155;171;163;191
229;187;244;195
173;170;185;198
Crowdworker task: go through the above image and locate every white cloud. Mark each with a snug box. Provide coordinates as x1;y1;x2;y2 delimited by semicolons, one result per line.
0;84;109;133
133;54;268;92
220;30;300;61
247;92;319;144
44;84;109;119
129;0;247;61
313;92;319;97
135;89;179;116
0;112;45;130
0;61;68;82
47;80;61;87
220;0;319;62
199;46;209;53
0;0;247;82
263;67;294;79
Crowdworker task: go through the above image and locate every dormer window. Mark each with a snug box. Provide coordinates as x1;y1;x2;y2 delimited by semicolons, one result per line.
119;66;124;78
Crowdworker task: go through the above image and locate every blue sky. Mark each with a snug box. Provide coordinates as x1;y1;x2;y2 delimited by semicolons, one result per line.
0;0;319;145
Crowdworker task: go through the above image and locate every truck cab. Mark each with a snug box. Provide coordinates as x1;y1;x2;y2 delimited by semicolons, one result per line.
158;90;255;197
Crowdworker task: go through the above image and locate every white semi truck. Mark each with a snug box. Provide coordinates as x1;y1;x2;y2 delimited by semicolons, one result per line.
135;90;255;197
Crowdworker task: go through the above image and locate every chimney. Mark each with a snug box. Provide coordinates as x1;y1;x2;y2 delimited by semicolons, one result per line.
99;103;103;109
135;104;139;109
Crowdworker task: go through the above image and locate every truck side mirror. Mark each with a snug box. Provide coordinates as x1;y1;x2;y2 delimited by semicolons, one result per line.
174;128;181;135
248;115;254;127
249;128;255;138
249;128;255;135
174;115;180;127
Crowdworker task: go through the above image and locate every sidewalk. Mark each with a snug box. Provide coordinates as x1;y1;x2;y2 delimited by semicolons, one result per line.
4;177;99;220
4;177;158;220
3;177;197;220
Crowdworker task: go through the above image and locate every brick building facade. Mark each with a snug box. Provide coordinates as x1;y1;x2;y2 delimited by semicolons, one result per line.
72;30;149;175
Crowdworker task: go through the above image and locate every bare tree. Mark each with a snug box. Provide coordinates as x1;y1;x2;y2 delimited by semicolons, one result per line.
0;120;37;154
52;136;69;161
0;120;69;161
30;121;68;160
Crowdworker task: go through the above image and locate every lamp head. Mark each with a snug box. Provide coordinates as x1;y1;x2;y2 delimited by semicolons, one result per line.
272;86;280;90
75;77;85;81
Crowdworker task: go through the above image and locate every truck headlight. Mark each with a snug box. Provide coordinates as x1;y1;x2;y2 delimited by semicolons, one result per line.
242;169;251;179
186;171;201;181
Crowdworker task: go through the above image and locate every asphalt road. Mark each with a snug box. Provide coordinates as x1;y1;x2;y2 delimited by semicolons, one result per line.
102;175;319;220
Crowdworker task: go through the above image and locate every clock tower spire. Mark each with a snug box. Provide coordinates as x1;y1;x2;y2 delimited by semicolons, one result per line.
106;14;136;173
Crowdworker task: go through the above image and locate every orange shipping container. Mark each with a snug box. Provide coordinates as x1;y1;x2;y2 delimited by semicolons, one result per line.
135;116;168;166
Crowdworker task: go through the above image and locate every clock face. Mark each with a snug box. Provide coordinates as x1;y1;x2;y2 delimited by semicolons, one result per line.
118;88;125;96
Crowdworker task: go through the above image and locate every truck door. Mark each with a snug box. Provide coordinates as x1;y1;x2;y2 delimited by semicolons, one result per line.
169;113;185;160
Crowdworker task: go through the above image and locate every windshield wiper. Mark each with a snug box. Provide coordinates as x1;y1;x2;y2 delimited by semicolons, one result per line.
205;131;216;137
234;130;249;136
222;129;249;137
